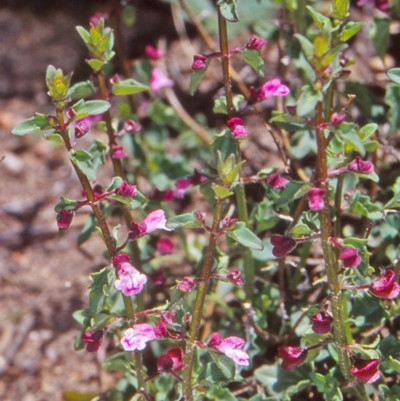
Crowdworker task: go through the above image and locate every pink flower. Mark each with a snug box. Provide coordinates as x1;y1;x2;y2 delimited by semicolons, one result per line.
209;332;249;366
115;181;137;197
111;144;127;160
156;238;174;255
308;187;325;211
227;117;247;139
347;156;374;175
75;120;90;138
265;171;289;189
191;54;208;70
357;0;389;11
175;169;208;195
246;35;266;50
177;276;196;293
330;112;346;126
271;234;297;258
369;270;400;299
278;346;308;371
340;247;362;268
123;119;141;133
114;262;147;296
90;12;108;25
129;209;172;239
145;45;164;60
227;270;245;286
251;78;290;103
150;68;174;92
121;323;157;351
149;188;175;202
82;329;104;352
157;347;185;372
350;359;380;384
57;210;75;230
112;253;131;269
310;311;333;334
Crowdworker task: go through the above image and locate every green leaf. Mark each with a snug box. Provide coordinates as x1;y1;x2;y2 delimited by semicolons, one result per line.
76;26;91;46
214;96;229;115
72;99;111;120
227;222;264;250
217;0;239;22
89;312;111;331
102;352;132;372
296;85;322;116
54;197;80;213
387;68;400;85
86;58;105;72
385;83;400;133
209;351;236;379
207;386;238;401
339;21;363;42
212;183;233;199
69;149;96;181
240;49;264;76
43;132;63;145
270;113;309;131
359;123;378;140
11;113;53;136
112;78;149;96
320;43;347;67
62;391;99;401
88;266;114;316
189;60;210;95
371;18;390;59
277;181;310;206
78;214;96;246
332;0;349;20
68;80;96;99
166;212;203;229
107;176;124;191
294;34;314;62
87;140;108;176
306;6;331;30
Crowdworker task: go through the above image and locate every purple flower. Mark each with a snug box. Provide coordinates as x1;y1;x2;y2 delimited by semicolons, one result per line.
177;276;196;293
265;171;289;189
227;270;245;286
191;54;208;70
278;346;308;371
150;68;174;92
340;247;362;268
252;78;290;103
208;332;249;366
82;329;104;352
145;45;164;60
369;270;400;299
129;209;172;239
120;323;157;351
308;187;325;211
57;210;75;230
310;311;333;334
115;181;137;197
114;262;147;296
246;35;266;50
271;234;297;258
347;156;374;175
350;359;380;384
227;117;247;139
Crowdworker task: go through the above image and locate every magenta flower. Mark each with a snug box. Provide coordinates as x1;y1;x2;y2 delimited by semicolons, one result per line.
145;44;164;60
246;35;266;50
357;0;389;11
114;262;147;297
115;181;137;197
157;347;185;372
265;171;289;189
347;156;374;175
89;12;108;25
57;209;75;230
121;323;158;351
175;169;208;196
149;188;175;202
112;253;131;269
350;359;380;384
308;187;325;211
150;68;174;92
209;332;249;366
156;238;174;255
369;270;400;299
177;276;196;293
82;329;104;352
75;120;90;138
340;247;362;268
227;117;247;139
191;54;208;70
123;119;141;133
271;234;297;258
227;270;245;286
129;209;172;239
330;112;346;126
278;346;308;371
111;144;127;160
310;311;333;334
254;78;290;102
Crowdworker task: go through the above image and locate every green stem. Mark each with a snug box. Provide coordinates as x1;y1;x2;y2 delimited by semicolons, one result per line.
182;201;224;400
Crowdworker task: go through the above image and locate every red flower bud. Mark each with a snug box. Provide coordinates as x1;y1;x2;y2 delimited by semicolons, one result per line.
310;311;333;334
340;247;362;268
246;35;266;50
177;276;196;293
227;270;245;286
191;54;208;70
112;253;131;269
57;209;75;230
271;234;297;258
154;320;168;338
278;346;308;371
308;187;325;211
115;181;137;197
369;270;400;299
265;171;289;189
330;112;346;125
350;359;380;384
82;329;104;352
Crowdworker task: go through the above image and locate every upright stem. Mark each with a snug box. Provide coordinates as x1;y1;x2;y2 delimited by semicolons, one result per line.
182;201;224;400
217;6;254;301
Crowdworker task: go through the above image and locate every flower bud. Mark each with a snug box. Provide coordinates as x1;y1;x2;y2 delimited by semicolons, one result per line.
271;234;297;258
154;320;168;338
145;44;164;60
369;270;400;299
123;119;141;133
66;107;76;120
246;35;266;50
310;311;333;334
82;329;104;352
265;171;289;189
75;120;90;138
350;359;380;384
308;187;325;211
347;156;374;175
330;112;346;126
57;209;74;230
278;346;308;371
227;270;245;286
191;54;208;70
177;276;196;293
227;117;247;139
115;181;137;197
110;74;121;84
111;144;126;160
112;253;131;269
340;247;362;268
